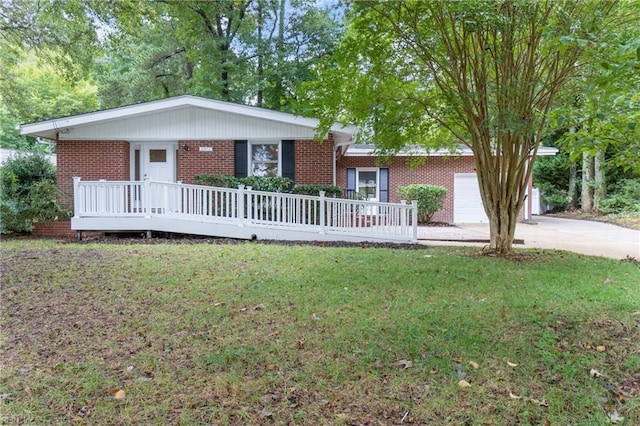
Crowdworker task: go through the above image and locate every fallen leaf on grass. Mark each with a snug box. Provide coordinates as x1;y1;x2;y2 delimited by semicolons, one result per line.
396;359;413;369
596;345;606;352
469;361;479;369
607;409;624;424
113;389;126;400
509;391;522;400
458;380;471;388
260;407;274;418
253;303;266;310
530;398;548;407
590;369;602;378
507;360;518;367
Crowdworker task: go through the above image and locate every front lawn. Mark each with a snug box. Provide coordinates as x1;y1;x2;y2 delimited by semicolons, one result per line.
1;240;638;424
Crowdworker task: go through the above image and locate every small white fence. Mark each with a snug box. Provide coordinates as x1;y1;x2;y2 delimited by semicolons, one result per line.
72;178;418;242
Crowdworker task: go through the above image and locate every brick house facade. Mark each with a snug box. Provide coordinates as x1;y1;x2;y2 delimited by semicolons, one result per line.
22;96;551;226
337;154;478;224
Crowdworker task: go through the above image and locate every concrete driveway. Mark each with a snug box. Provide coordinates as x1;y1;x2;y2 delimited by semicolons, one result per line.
419;215;640;259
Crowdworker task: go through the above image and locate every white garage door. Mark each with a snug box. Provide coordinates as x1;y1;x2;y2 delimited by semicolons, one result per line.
454;173;489;223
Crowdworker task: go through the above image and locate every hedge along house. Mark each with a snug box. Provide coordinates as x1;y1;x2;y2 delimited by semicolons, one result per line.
336;144;558;224
20;95;419;242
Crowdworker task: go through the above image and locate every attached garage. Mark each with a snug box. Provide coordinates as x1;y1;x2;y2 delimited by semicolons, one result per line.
453;173;489;223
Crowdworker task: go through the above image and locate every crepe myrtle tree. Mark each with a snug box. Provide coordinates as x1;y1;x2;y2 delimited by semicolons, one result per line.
307;0;625;254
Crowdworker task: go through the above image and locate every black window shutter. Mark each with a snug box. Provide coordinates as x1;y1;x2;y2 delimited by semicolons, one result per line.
346;168;356;199
282;140;295;181
379;168;389;202
234;140;248;178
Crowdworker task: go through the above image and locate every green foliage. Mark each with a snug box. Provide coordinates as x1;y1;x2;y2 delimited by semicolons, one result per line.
291;184;343;198
193;174;239;188
238;176;293;193
0;154;69;233
397;184;447;223
536;182;570;212
193;174;293;193
533;153;573;210
551;30;640;172
599;179;640;214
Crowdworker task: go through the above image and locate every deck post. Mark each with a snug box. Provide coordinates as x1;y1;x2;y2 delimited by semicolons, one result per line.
319;191;326;234
411;200;418;241
73;177;81;218
237;185;245;227
143;179;151;218
400;200;407;234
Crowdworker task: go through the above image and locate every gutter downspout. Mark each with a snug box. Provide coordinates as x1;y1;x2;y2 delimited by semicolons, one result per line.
333;134;358;186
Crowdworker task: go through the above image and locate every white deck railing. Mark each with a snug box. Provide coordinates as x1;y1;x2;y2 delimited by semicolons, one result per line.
72;178;418;242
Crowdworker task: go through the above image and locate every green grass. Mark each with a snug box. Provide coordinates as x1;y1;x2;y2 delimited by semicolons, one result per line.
1;240;639;425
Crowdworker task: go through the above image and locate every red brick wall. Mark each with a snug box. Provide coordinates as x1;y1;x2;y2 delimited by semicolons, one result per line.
176;140;235;183
175;139;334;185
337;155;532;223
337;155;476;223
57;140;130;208
294;139;334;185
32;221;75;238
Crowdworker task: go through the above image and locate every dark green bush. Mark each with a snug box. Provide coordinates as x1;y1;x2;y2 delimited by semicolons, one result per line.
193;174;239;188
397;184;447;223
292;184;343;197
0;154;69;233
238;176;293;193
193;174;293;193
536;182;570;211
599;179;640;214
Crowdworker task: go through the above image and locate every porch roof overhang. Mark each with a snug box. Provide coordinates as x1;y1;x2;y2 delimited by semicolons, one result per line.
20;95;358;146
344;144;559;157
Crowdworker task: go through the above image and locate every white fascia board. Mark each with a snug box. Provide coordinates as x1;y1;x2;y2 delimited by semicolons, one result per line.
536;147;559;156
20;95;358;141
344;145;472;157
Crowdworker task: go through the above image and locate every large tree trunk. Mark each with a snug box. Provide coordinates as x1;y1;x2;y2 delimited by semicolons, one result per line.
582;152;594;212
594;149;606;213
475;137;532;255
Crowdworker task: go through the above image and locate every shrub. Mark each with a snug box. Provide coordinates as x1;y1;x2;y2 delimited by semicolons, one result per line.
193;174;238;188
238;176;293;193
0;153;69;233
397;184;447;223
193;174;293;193
599;179;640;214
292;184;343;197
536;182;570;212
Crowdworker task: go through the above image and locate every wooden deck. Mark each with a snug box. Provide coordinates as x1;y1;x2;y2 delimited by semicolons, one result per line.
72;178;418;243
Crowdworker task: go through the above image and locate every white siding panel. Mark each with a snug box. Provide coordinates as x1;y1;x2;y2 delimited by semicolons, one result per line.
61;106;317;141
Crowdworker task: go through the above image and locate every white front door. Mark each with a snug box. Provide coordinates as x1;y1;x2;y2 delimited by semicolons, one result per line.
142;143;176;182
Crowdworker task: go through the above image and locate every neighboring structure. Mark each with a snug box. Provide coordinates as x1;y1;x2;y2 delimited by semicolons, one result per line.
20;95;556;231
